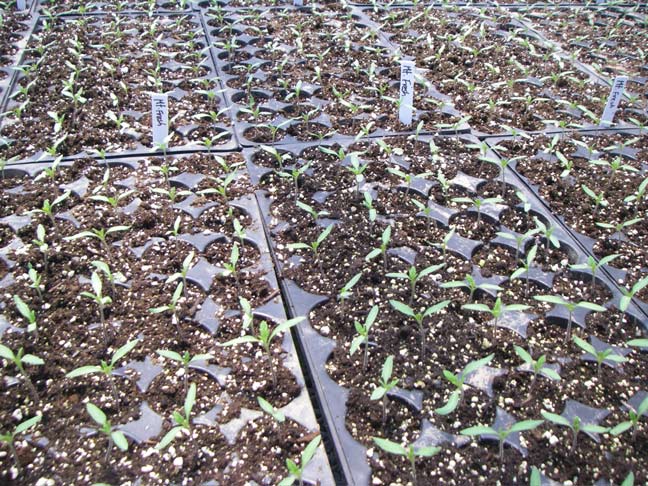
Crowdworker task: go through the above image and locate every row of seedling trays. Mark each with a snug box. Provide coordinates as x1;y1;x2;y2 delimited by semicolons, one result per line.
0;1;646;485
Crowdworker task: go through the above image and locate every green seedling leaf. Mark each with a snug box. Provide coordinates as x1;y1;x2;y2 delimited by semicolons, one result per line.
112;339;139;364
442;370;461;388
373;437;407;456
156;426;182;450
461;425;494;436
22;354;44;366
533;295;566;306
157;350;183;362
461;303;491;312
339;273;362;298
220;335;260;347
581;424;608;434
577;301;607;312
621;472;634;486
90;272;103;297
514;346;532;363
269;316;305;341
257;396;285;423
112;430;128;451
464;354;494;376
381;355;394;383
541;368;561;381
610;422;633;435
419;263;445;279
86;403;107;426
509;419;544;433
13;295;34;322
627;339;648;348
390;300;415;318
14;415;42;435
541;410;570;427
573;336;597;356
286;458;300;476
350;335;364;355
365;306;379;327
416;445;441;457
184;383;196;418
301;435;321;465
172;282;183;303
66;365;103;378
149;306;170;314
370;386;386;401
435;390;460;415
0;344;14;361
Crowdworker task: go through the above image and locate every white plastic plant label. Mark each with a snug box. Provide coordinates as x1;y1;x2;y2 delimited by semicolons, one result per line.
16;0;26;10
294;0;303;5
600;76;627;126
399;60;415;126
151;93;169;146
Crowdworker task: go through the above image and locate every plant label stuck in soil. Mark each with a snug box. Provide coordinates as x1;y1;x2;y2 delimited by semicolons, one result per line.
151;94;169;146
16;0;26;10
399;60;415;126
294;0;304;5
600;76;628;126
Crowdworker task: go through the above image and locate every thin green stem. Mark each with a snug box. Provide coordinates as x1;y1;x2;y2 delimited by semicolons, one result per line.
10;442;20;474
109;374;120;410
363;339;369;372
19;366;39;404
